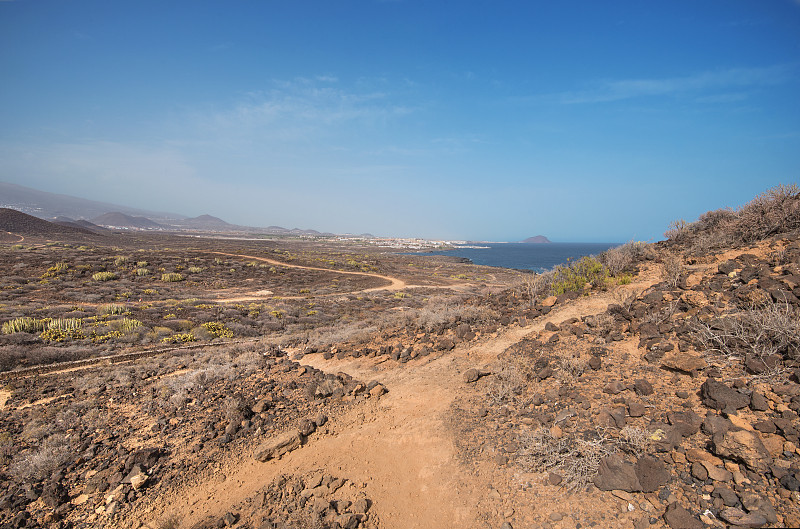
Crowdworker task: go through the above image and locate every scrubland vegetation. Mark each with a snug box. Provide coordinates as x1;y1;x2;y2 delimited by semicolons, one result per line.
1;184;799;529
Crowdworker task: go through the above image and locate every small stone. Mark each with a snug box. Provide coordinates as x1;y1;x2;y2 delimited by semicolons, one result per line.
549;512;563;522
701;462;732;483
634;379;654;396
223;512;239;527
691;462;708;481
548;472;563;486
663;502;703;529
369;383;387;397
628;402;646;417
662;353;707;375
611;490;635;502
750;392;770;411
298;418;316;437
464;368;484;383
604;381;625;395
314;413;328;427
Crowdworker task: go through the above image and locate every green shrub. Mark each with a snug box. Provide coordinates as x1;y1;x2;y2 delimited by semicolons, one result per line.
113;318;143;333
551;257;608;295
2;317;48;334
42;262;69;278
136;261;149;267
98;304;127;315
114;256;128;267
161;273;185;282
47;318;82;332
90;329;123;343
41;327;85;342
92;271;118;282
161;333;195;344
135;268;150;276
201;321;234;338
186;266;204;273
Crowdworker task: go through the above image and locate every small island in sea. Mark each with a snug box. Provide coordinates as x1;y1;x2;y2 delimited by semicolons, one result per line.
520;235;552;244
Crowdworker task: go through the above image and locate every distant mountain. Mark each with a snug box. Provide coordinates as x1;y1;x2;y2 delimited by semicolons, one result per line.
0;208;98;238
172;214;239;231
91;212;164;230
521;235;552;244
0;181;183;223
0;181;342;237
52;217;109;234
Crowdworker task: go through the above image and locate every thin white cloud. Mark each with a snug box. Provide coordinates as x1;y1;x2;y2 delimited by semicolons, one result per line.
551;64;795;105
193;77;414;142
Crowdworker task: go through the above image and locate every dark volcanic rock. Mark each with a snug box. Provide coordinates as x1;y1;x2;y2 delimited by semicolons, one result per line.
663;502;703;529
634;456;669;492
593;455;641;492
667;410;701;437
633;379;654;396
700;378;750;413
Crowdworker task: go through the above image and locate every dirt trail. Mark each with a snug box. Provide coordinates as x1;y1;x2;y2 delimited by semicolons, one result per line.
3;232;24;243
209;252;407;298
163;264;663;529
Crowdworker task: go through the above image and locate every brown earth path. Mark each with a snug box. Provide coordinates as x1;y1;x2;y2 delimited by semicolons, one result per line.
207;251;481;302
142;264;663;529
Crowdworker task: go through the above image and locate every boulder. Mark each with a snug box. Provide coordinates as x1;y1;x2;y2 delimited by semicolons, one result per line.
634;456;669;492
700;379;750;413
711;429;771;473
593;455;641;492
254;430;304;462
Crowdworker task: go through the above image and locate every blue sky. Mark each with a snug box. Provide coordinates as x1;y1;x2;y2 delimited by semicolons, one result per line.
1;1;799;242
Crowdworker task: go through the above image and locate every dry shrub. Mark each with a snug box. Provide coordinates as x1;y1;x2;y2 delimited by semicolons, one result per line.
486;361;524;405
736;183;800;241
666;184;800;251
308;321;379;349
518;427;615;491
660;253;684;288
520;272;554;306
557;356;587;380
694;300;800;366
619;426;654;456
414;299;498;332
600;241;651;276
10;433;72;482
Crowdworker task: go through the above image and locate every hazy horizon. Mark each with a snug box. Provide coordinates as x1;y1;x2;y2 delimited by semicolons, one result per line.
1;1;799;242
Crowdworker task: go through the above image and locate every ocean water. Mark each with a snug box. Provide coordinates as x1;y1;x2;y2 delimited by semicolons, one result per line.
418;242;620;272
